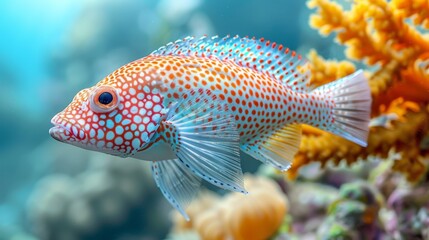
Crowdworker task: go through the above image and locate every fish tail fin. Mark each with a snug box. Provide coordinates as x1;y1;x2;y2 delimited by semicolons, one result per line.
313;70;371;147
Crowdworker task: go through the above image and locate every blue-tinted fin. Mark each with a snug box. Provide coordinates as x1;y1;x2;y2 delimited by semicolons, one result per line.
150;35;311;93
161;89;246;193
242;124;301;171
312;70;371;146
151;159;201;220
369;113;398;129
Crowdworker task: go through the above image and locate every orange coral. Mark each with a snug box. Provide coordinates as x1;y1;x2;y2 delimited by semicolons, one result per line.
170;190;219;232
375;53;429;107
194;207;228;240
288;0;429;181
308;0;429;107
171;175;288;240
290;101;428;182
307;49;356;88
392;0;429;29
308;0;429;65
221;177;287;240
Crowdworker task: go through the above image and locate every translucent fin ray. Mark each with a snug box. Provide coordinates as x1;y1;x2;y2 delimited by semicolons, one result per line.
150;35;311;93
242;124;301;171
313;70;371;146
151;159;201;220
161;89;246;193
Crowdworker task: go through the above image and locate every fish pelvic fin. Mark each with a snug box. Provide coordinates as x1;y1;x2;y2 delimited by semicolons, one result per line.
160;89;246;194
151;159;201;221
312;70;371;147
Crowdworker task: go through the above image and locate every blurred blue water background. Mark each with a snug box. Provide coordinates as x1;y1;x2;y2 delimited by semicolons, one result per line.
0;0;338;239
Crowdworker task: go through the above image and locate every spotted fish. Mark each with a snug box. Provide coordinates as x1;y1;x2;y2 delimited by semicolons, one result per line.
50;35;371;219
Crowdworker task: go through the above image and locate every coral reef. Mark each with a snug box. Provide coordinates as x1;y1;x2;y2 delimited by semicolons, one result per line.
384;182;429;239
288;0;429;181
167;160;429;239
170;175;288;240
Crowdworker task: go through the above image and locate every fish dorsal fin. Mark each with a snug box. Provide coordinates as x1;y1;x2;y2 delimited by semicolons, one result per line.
150;35;312;93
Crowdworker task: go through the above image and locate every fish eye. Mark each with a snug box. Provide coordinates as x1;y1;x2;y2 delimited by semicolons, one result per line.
90;86;120;113
98;92;113;105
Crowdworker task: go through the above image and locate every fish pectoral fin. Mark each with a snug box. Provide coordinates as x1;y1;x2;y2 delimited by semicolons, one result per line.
161;89;246;193
151;159;201;220
242;124;301;171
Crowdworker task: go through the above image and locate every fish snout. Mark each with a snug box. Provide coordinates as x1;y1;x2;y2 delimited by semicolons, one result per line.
49;114;87;142
49;125;67;142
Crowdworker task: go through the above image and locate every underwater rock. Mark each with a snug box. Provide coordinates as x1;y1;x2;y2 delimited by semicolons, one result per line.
27;155;167;240
288;182;338;222
338;181;383;211
165;162;429;239
385;183;429;239
318;200;382;240
316;181;385;240
369;159;406;199
317;218;360;240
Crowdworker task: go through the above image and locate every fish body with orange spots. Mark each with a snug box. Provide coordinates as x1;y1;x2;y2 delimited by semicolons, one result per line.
50;35;371;219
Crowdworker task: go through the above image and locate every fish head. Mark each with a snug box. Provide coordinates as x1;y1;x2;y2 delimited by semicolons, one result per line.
49;67;166;157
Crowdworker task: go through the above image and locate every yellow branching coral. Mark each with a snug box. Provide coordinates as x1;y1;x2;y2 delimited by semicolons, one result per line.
308;0;429;105
171;175;288;240
392;0;429;29
308;0;388;65
308;49;356;87
301;54;429;180
291;100;428;182
289;0;429;182
308;0;429;65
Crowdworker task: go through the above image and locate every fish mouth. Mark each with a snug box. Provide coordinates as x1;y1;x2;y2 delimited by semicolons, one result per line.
49;125;67;142
49;115;86;143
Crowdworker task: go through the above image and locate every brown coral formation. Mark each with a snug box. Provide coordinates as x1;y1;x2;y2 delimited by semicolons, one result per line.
171;175;288;240
288;0;429;181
